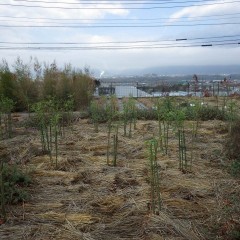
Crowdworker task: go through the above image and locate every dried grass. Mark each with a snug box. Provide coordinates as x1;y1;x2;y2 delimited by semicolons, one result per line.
1;116;239;239
37;212;100;225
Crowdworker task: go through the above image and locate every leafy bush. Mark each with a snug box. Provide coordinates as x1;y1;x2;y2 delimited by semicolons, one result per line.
1;164;31;204
226;120;240;160
230;161;240;177
225;120;240;177
187;106;227;121
136;109;158;120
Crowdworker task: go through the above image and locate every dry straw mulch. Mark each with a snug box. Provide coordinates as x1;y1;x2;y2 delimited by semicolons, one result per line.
0;117;239;239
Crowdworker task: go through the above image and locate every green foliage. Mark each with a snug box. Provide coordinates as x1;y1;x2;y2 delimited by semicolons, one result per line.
107;124;119;167
13;57;38;111
89;98;106;132
63;94;74;129
225;120;240;161
136;108;158;120
122;97;137;137
230;160;240;177
90;96;119;133
0;58;95;111
226;100;238;133
32;98;62;167
0;61;17;102
230;229;240;240
1;163;31;204
0;96;15;139
195;106;227;121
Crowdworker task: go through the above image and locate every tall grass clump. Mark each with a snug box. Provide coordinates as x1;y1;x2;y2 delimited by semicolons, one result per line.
0;96;14;139
1;58;96;111
147;138;162;214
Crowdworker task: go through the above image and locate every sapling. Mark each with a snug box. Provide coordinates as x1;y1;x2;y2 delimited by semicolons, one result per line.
112;125;119;167
188;100;202;169
173;109;189;172
227;99;237;134
162;111;174;155
32;101;47;152
64;94;74;130
122;99;129;137
89;101;100;132
122;97;137;138
33;98;61;167
89;96;107;133
129;96;137;130
106;96;117;165
155;98;164;152
147;138;161;214
107;123;119;166
52;112;60;168
160;97;176;155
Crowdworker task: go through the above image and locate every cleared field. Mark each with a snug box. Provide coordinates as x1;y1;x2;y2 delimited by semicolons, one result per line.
0;108;239;239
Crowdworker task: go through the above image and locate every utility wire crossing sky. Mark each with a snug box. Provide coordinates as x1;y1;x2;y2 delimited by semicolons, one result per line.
0;0;240;74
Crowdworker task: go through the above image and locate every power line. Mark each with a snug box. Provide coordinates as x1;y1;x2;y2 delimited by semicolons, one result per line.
0;42;238;50
1;22;239;28
1;15;240;25
1;1;239;10
1;34;240;45
1;12;240;21
0;39;239;49
11;0;230;5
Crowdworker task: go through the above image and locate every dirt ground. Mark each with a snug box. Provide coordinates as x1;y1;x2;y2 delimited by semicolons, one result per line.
0;113;239;240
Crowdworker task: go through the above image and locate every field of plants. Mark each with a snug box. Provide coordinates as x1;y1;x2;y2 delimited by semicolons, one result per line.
0;95;240;240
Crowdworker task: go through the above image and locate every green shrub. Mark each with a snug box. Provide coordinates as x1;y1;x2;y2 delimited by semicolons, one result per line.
1;164;31;204
136;109;158;120
230;160;240;177
195;106;226;121
226;120;240;160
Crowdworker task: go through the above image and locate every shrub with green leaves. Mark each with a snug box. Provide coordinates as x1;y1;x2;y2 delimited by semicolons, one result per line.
0;162;31;222
0;96;14;139
89;98;107;132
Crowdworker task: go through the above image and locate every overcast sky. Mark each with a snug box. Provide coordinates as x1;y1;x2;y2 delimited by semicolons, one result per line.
0;0;240;76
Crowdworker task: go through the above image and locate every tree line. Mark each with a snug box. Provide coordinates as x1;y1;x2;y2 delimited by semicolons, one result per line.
0;57;95;111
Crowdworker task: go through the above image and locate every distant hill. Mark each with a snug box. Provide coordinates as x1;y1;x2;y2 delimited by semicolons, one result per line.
118;65;240;76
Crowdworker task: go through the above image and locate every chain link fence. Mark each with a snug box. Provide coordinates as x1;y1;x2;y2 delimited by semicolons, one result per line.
95;80;240;98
